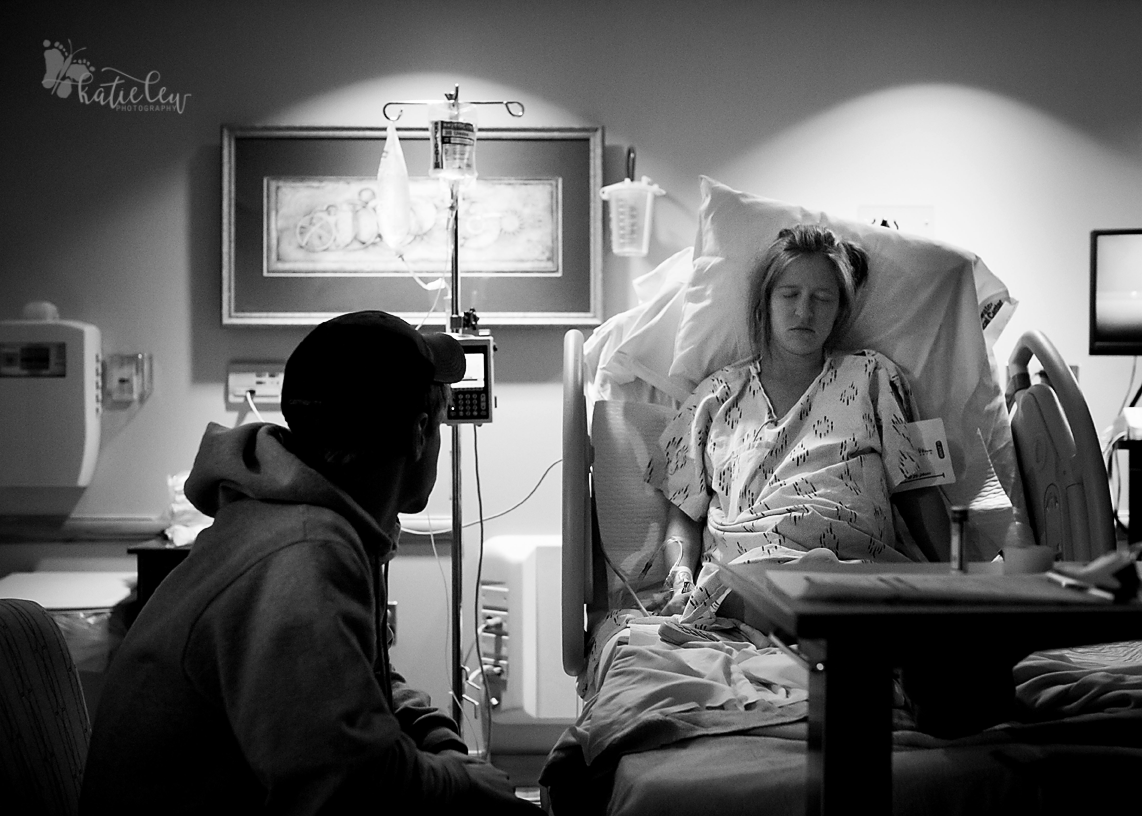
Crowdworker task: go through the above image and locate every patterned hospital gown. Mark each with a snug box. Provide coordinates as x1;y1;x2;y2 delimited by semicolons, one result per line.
649;350;929;567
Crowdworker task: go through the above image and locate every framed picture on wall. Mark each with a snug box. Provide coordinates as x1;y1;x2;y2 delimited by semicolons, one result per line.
221;125;603;327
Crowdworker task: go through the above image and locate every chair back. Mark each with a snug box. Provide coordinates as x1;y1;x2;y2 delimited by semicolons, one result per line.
0;598;91;816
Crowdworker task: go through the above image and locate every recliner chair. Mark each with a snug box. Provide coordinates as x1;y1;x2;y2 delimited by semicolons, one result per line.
0;598;91;816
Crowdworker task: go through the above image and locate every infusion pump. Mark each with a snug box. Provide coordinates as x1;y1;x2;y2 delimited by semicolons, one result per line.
446;335;494;425
0;318;102;487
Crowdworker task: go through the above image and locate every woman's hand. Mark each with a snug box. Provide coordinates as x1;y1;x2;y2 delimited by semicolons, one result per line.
652;507;702;616
658;565;694;616
648;588;690;616
659;589;691;616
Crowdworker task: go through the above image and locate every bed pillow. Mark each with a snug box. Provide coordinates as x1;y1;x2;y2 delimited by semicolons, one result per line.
584;247;695;408
666;177;1027;556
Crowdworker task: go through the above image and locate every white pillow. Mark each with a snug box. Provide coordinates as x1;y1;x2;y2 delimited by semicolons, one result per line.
584;247;694;407
666;177;1028;556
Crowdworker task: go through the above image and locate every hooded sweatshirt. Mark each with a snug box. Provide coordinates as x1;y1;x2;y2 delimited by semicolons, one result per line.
80;423;471;814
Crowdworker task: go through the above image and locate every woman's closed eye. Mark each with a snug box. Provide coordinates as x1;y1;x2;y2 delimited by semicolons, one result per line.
776;288;835;303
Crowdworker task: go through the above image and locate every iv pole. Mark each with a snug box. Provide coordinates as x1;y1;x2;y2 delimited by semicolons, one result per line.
382;86;524;736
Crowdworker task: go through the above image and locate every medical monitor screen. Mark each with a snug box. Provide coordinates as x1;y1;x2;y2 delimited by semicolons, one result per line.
445;336;493;424
1090;229;1142;355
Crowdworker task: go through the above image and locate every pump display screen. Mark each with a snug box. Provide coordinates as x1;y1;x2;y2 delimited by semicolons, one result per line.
447;337;493;423
457;351;486;391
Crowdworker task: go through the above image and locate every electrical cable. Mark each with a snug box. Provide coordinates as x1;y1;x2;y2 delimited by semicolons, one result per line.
400;458;562;536
425;510;480;744
598;540;653;617
405;446;562;755
471;425;493;759
1121;356;1139;412
383;245;447;330
414;284;446;332
244;390;265;423
1109;356;1140;536
395;249;449;296
1107;447;1129;539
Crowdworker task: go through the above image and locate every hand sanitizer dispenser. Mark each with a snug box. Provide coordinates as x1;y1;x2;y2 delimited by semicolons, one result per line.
0;308;101;487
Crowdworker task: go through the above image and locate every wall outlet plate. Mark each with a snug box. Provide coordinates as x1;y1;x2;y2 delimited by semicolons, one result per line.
226;362;285;407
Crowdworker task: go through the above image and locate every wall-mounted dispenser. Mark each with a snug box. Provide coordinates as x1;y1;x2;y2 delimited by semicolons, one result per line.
600;147;664;257
0;304;102;487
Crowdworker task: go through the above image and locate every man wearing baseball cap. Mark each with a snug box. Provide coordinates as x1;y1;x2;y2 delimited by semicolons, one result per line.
82;311;541;814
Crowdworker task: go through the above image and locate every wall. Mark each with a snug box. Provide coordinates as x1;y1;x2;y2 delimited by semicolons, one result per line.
2;0;1141;723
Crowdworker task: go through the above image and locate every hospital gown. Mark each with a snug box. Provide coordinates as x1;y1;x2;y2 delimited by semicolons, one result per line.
649;350;931;589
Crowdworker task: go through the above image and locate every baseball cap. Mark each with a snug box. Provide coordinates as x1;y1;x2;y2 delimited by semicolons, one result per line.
282;311;465;414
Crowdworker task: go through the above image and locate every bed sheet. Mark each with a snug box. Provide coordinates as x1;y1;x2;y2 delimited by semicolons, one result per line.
602;728;1142;816
1014;639;1142;716
544;636;1142;815
560;617;811;762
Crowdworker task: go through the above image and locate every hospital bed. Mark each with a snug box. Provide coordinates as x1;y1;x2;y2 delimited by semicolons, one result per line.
540;178;1142;815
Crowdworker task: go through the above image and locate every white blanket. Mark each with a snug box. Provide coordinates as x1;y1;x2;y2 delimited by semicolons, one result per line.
1015;640;1142;716
566;628;809;766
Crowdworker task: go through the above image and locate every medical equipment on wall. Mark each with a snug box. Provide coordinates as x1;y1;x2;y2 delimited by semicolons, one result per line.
381;85;524;733
600;147;664;257
0;311;101;487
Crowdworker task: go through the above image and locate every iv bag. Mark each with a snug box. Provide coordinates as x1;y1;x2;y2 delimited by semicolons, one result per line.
428;102;477;180
377;122;411;250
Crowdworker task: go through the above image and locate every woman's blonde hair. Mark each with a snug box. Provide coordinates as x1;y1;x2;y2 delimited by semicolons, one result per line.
746;224;869;358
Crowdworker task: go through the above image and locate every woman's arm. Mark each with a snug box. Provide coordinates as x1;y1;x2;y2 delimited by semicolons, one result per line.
657;504;703;613
892;487;950;563
664;504;703;575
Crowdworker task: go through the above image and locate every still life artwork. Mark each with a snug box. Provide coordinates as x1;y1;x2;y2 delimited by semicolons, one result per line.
265;176;560;277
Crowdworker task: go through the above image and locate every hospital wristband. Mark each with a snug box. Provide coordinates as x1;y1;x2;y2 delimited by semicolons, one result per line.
666;566;693;593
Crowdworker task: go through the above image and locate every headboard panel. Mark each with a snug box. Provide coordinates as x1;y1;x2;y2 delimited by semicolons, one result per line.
1006;330;1116;560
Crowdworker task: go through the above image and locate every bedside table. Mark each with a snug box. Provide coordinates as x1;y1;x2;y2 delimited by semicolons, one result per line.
127;540;190;610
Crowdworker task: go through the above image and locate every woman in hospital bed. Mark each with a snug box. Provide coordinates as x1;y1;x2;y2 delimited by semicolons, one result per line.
648;224;951;622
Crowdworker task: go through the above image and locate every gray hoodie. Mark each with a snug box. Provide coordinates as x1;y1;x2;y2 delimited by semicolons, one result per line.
81;422;471;814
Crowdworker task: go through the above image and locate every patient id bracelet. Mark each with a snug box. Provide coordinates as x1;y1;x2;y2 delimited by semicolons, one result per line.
666;564;694;594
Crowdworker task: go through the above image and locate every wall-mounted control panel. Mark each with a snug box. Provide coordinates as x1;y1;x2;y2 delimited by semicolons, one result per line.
226;362;286;408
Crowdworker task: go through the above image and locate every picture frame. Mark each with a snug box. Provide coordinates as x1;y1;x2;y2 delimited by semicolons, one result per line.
221;125;603;327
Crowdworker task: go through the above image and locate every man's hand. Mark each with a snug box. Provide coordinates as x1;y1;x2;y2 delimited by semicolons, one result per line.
439;751;545;812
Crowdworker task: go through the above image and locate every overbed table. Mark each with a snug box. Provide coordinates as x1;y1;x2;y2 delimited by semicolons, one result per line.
719;561;1142;816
